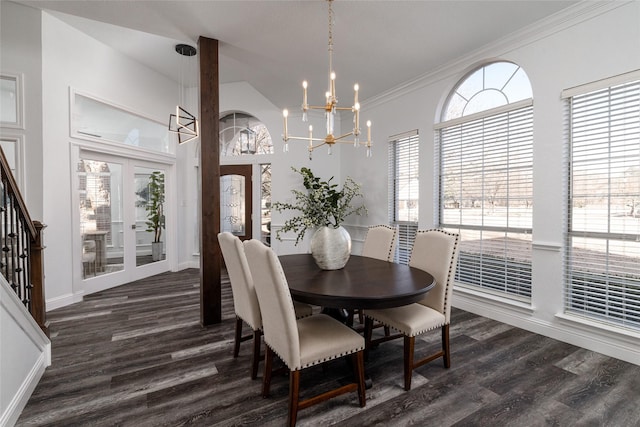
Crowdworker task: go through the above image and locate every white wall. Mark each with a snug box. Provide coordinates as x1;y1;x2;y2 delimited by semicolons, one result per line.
40;12;181;308
0;278;50;427
0;1;43;218
342;1;640;364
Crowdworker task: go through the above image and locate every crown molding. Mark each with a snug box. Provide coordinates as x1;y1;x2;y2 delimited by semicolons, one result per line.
363;1;631;111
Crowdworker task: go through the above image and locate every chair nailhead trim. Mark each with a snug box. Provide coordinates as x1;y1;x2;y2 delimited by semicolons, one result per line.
365;225;398;262
365;316;446;338
237;314;258;332
266;343;364;371
414;229;459;318
366;229;459;338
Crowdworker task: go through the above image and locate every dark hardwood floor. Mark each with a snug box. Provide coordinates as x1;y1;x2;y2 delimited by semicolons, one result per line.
17;269;640;426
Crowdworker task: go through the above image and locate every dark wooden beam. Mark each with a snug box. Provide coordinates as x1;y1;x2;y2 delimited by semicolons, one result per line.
198;36;221;325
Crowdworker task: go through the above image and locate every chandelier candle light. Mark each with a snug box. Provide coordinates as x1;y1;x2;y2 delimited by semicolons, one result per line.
282;0;372;159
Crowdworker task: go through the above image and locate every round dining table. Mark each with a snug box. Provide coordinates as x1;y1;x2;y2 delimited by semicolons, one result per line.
279;254;436;311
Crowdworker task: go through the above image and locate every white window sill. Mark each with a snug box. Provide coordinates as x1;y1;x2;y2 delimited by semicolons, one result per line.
555;313;640;344
453;283;535;315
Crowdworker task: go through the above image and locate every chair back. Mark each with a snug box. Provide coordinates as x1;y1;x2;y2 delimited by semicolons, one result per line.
82;240;96;259
409;229;459;323
217;232;262;330
361;225;397;262
83;239;96;252
244;239;300;369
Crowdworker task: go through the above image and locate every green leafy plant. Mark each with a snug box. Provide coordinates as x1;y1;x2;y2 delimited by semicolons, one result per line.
145;171;165;243
273;167;367;245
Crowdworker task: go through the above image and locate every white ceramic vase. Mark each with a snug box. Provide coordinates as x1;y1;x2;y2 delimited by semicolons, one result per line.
151;241;163;261
310;225;351;270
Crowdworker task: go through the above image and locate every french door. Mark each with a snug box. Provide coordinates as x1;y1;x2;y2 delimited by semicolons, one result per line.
76;150;172;292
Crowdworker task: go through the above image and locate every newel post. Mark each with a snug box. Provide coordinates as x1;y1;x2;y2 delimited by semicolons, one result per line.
30;220;48;335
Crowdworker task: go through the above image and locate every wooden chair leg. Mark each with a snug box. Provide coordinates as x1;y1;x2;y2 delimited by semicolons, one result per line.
251;330;262;380
384;325;391;337
404;335;415;391
364;317;373;360
233;317;243;358
288;370;301;427
442;324;451;369
262;345;274;398
352;351;366;407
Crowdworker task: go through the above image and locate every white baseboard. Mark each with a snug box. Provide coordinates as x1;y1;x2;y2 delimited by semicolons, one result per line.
176;261;199;271
454;291;640;366
0;352;48;427
46;292;83;311
1;278;51;427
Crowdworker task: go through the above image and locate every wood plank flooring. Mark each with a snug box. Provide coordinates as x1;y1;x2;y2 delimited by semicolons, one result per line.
17;269;640;426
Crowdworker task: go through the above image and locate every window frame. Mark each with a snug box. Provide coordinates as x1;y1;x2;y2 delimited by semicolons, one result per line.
0;73;24;129
436;61;534;301
562;69;640;331
219;111;274;157
388;130;419;265
0;134;25;193
70;89;173;157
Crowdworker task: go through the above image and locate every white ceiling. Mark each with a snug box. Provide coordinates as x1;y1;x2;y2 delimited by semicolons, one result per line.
16;0;581;109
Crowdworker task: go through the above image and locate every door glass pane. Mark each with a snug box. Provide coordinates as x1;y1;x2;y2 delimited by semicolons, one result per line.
221;174;246;236
78;159;124;278
260;164;271;246
135;167;165;266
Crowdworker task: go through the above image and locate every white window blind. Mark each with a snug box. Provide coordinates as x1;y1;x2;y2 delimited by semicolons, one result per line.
388;131;419;265
565;76;640;331
438;105;533;299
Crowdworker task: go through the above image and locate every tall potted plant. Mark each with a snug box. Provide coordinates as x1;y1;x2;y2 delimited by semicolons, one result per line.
145;171;165;261
273;167;367;269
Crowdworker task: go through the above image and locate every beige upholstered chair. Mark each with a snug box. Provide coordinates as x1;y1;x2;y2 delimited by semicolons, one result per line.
217;232;312;380
363;229;459;391
244;239;366;426
348;224;398;328
361;224;398;262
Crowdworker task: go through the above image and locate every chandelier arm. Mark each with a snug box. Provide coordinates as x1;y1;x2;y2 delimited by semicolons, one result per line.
333;131;356;142
306;105;330;111
311;141;328;150
281;0;371;158
285;135;326;143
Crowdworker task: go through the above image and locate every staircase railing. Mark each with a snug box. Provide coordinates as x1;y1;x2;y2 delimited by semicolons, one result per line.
0;146;47;334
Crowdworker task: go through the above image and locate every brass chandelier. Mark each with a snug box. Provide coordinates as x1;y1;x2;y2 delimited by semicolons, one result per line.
282;0;372;159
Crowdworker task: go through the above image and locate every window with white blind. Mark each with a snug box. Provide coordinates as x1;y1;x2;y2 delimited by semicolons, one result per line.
563;70;640;331
436;61;533;300
388;130;419;264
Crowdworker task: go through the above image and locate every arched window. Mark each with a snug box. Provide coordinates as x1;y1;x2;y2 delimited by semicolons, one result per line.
444;61;532;121
436;61;533;301
219;112;274;156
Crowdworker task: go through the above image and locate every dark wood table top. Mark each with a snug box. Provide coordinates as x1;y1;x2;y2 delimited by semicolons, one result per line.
279;254;435;310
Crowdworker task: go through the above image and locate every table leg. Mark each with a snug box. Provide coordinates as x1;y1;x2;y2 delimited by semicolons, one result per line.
321;307;349;323
322;307;373;389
